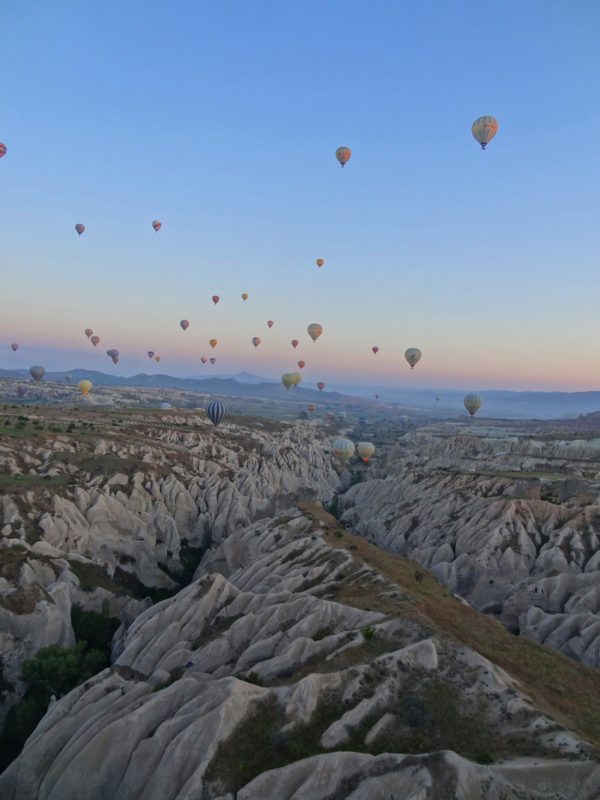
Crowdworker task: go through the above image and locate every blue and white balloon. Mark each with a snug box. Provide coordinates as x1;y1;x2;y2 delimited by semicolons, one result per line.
206;399;227;427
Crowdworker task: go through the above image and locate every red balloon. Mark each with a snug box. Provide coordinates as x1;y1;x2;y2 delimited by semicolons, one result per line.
267;320;274;328
0;143;7;158
372;346;379;354
298;360;305;369
212;295;220;305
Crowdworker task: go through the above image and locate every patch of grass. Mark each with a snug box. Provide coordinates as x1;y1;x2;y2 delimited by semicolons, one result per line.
361;624;377;641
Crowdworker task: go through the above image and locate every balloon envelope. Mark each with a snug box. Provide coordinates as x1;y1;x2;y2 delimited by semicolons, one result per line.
252;337;261;348
209;357;216;364
0;143;7;158
357;442;375;463
332;437;355;461
212;295;220;305
147;351;155;359
206;399;227;427
152;220;162;232
200;356;208;364
291;339;299;348
307;323;323;342
372;346;379;354
155;355;161;362
291;372;302;386
209;339;218;349
75;224;85;236
317;382;325;391
316;258;325;268
90;336;100;347
10;343;19;352
298;361;305;369
267;320;274;328
281;373;294;390
29;365;45;383
84;329;93;338
78;379;93;396
180;319;190;331
472;116;498;149
17;385;27;397
241;293;249;301
335;146;351;167
464;394;483;417
404;348;422;369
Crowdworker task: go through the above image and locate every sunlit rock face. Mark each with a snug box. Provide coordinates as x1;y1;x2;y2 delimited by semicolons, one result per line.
340;421;600;665
1;509;597;799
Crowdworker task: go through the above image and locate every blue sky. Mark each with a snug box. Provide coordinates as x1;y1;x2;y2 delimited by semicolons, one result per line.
2;1;600;389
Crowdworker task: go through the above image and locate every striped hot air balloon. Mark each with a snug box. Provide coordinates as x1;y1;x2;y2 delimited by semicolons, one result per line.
332;438;355;462
464;394;482;417
206;399;227;427
472;116;498;150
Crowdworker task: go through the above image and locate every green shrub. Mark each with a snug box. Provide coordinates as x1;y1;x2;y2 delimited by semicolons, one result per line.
361;625;377;641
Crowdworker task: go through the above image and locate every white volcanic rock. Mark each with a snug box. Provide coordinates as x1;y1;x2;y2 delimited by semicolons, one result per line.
340;422;600;664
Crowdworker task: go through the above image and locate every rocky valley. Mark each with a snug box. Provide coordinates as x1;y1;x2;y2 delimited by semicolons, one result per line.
1;398;600;798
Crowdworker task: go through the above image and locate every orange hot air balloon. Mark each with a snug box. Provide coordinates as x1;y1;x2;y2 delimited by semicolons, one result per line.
291;339;299;349
0;143;7;158
298;360;305;369
317;382;325;391
78;379;93;397
152;220;162;232
372;346;379;355
241;293;249;301
252;337;261;348
75;223;85;236
316;258;325;268
212;295;220;305
84;328;93;338
180;319;190;331
209;338;218;349
336;146;351;167
307;323;323;342
210;357;216;364
201;356;208;363
90;335;100;347
155;355;161;362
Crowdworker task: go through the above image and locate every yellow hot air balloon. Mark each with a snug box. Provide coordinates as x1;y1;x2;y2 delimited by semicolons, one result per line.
291;372;302;386
78;379;93;396
332;437;355;462
307;323;323;343
356;442;375;463
281;373;295;390
464;394;482;417
335;146;351;167
404;348;422;369
241;293;249;301
472;116;498;150
209;338;218;349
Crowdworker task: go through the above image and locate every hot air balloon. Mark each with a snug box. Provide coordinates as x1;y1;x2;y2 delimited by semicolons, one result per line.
78;379;93;396
64;374;72;384
357;442;375;463
147;351;155;359
75;224;85;236
281;373;295;390
332;437;355;462
252;337;261;348
10;343;19;352
436;396;440;402
241;293;249;301
464;394;482;417
267;320;274;328
0;143;7;158
404;348;422;369
106;349;119;359
152;220;162;232
336;146;351;167
180;319;190;331
90;335;100;347
298;360;305;369
372;346;379;355
308;404;316;413
291;372;302;387
206;399;227;427
29;366;45;383
209;357;216;365
201;356;208;364
209;338;218;349
17;385;27;397
316;258;325;268
113;357;120;364
84;329;93;339
291;339;299;349
212;295;220;305
317;382;325;391
307;323;323;343
472;116;498;150
155;355;161;363
375;394;379;400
